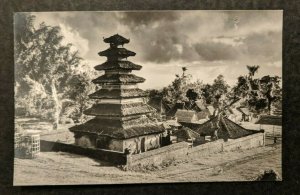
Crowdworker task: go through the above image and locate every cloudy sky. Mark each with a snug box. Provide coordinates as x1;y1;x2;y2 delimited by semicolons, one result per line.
29;11;282;89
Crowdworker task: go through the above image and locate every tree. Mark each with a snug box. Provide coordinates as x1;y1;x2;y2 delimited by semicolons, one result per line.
259;75;281;114
246;65;260;79
201;75;229;107
186;89;198;102
232;66;282;114
14;13;88;129
162;66;191;104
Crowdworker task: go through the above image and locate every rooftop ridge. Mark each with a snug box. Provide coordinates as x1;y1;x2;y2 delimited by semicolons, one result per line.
103;34;130;45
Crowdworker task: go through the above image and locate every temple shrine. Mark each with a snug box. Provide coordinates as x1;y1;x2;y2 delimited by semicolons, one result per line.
69;34;164;154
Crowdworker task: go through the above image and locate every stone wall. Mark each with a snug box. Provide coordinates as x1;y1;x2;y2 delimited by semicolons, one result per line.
127;141;189;167
127;131;265;167
189;131;265;158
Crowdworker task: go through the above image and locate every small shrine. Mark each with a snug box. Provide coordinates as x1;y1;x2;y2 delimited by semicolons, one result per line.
69;34;164;154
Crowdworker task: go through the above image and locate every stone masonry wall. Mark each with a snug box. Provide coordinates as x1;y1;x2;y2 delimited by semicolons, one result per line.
127;131;265;167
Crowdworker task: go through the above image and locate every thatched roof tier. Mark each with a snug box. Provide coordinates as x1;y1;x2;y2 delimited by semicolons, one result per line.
69;118;164;139
83;102;156;117
103;34;130;45
196;116;256;139
94;60;142;71
255;115;282;126
92;74;145;84
98;47;136;58
89;88;147;99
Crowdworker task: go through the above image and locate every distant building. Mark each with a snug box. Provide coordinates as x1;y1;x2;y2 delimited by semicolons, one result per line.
255;115;282;126
175;108;210;131
69;34;164;154
175;109;200;123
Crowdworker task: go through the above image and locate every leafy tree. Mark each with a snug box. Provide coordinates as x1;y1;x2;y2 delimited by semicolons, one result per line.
201;75;229;106
162;67;191;104
14;13;91;129
232;66;282;114
259;75;281;114
186;89;198;102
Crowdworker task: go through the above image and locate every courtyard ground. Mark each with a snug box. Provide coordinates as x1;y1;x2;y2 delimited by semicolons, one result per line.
14;142;281;185
14;118;282;185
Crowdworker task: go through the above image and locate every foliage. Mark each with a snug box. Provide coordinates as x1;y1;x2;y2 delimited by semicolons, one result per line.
231;65;282;114
186;89;198;102
201;75;230;106
14;13;93;127
147;68;230;116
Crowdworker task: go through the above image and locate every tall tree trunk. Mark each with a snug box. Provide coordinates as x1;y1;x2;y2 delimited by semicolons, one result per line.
51;81;60;130
266;82;275;115
267;99;272;115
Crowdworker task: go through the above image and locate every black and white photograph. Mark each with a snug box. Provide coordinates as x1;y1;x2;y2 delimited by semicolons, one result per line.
13;10;282;185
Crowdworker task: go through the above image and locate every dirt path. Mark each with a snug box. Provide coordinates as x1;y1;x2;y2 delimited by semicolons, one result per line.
14;143;281;185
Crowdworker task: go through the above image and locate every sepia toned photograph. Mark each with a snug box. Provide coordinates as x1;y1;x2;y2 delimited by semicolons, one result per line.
14;10;282;185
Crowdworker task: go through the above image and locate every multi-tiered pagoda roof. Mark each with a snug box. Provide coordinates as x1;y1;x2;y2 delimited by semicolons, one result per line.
70;34;164;139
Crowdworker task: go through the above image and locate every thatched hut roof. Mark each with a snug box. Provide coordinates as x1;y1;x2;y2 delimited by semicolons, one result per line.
255;115;282;126
69;117;164;139
175;109;198;123
147;98;170;114
165;120;181;127
103;34;130;45
237;107;250;115
180;122;202;131
92;74;145;84
94;60;142;71
173;127;200;140
196;116;256;139
98;47;136;57
84;102;156;117
89;88;147;99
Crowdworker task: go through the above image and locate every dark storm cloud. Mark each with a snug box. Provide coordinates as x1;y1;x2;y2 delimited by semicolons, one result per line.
117;12;200;63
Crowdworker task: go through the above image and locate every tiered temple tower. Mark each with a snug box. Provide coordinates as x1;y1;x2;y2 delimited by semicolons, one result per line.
69;34;164;154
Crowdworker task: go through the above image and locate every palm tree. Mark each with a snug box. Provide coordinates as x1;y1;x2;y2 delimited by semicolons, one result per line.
246;65;260;79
